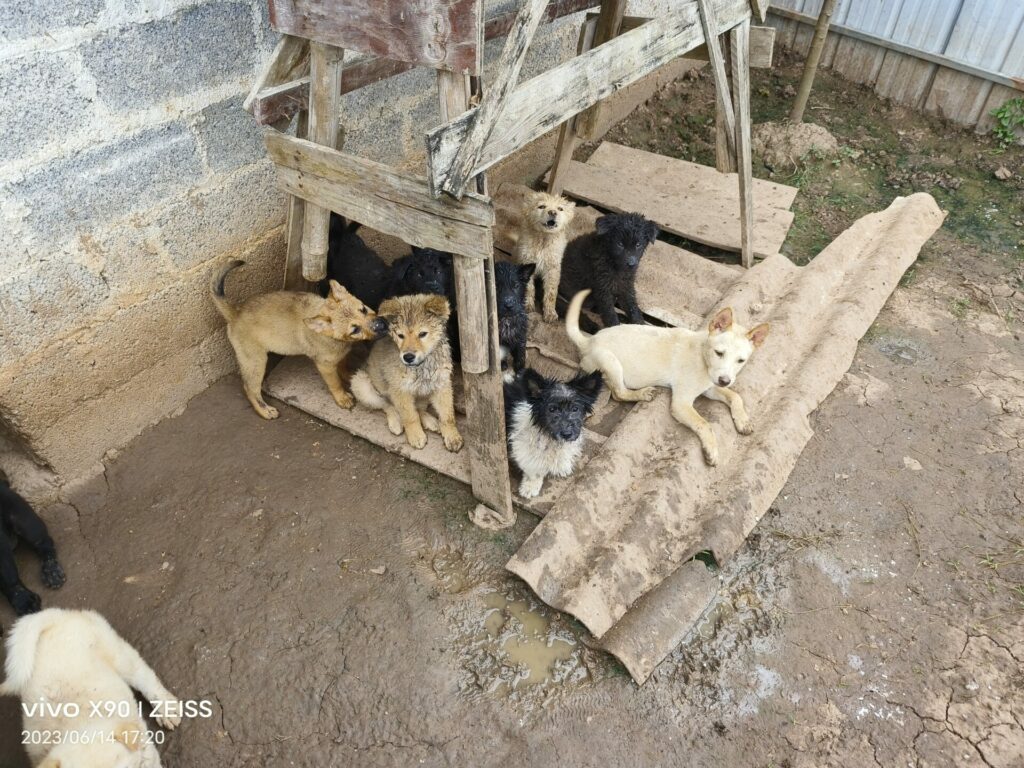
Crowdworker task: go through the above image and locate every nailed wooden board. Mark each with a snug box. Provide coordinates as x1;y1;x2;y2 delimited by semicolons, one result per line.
556;143;797;258
426;0;752;194
268;0;483;74
263;356;603;516
265;131;494;260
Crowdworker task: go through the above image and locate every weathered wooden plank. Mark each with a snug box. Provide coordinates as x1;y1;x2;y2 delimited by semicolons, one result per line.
427;0;752;195
265;132;494;259
440;0;550;198
251;0;602;127
573;0;628;140
731;19;754;268
268;0;483;74
714;28;735;174
283;109;311;290
435;70;514;526
244;34;309;113
555;143;794;259
547;13;600;195
300;42;344;282
683;23;773;68
698;0;736;161
748;0;769;24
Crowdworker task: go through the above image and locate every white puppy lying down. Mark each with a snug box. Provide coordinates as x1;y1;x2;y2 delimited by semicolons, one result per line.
565;289;769;466
1;608;181;768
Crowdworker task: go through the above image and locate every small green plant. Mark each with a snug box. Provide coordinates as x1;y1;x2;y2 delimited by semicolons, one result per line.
949;296;972;319
990;97;1024;148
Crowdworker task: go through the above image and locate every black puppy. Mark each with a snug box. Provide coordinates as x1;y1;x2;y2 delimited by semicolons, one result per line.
0;470;65;616
321;214;391;308
495;262;536;381
384;246;453;300
558;212;659;327
503;368;603;498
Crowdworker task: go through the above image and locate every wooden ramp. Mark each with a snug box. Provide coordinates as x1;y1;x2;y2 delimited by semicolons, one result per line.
552;142;798;259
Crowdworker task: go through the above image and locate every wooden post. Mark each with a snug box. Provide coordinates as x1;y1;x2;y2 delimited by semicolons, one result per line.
789;0;836;123
714;32;735;173
547;15;599;194
573;0;627;141
284;109;311;290
730;20;754;269
300;42;344;282
436;70;515;527
697;0;736;162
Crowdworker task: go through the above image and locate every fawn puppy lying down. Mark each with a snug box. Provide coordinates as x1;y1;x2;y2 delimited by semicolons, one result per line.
211;260;386;419
566;290;769;465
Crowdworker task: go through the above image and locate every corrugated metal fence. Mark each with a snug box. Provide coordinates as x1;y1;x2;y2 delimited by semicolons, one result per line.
767;0;1024;132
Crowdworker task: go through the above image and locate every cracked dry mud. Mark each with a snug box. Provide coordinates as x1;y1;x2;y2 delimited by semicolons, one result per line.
3;63;1024;768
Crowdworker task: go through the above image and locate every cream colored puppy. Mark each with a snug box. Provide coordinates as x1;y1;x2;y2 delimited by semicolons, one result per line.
512;190;575;322
566;290;769;465
2;608;182;768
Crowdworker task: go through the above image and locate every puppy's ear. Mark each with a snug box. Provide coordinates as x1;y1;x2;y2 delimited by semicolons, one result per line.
522;368;546;399
517;263;537;283
390;256;413;283
644;220;660;244
328;280;351;301
571;370;604;405
424;294;450;319
377;298;401;325
747;323;770;348
595;215;614;235
708;307;734;334
305;315;333;334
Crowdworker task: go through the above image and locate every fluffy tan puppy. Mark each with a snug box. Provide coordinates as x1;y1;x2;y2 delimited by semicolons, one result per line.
512;190;575;322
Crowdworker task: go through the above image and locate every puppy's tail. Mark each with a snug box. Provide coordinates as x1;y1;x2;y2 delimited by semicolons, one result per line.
351;370;388;411
0;609;60;695
565;290;592;353
210;260;245;322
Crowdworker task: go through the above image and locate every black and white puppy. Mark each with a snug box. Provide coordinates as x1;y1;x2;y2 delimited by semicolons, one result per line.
0;470;65;616
321;214;391;308
558;212;659;328
495;262;536;383
504;368;603;498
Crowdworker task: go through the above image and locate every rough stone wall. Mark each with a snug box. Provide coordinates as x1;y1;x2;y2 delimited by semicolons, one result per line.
0;0;674;486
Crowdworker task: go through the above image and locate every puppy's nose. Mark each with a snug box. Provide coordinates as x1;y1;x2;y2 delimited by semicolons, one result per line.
560;428;577;441
402;352;417;364
502;296;516;309
371;318;388;336
717;375;731;387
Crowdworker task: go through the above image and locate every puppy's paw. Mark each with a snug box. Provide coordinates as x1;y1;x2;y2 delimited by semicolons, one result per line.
442;429;464;453
638;387;656;402
386;412;404;436
735;418;754;436
332;392;355;410
11;586;41;616
518;476;544;498
420;412;440;433
406;429;428;450
155;696;183;730
502;370;515;385
41;558;66;589
256;403;280;420
702;444;719;466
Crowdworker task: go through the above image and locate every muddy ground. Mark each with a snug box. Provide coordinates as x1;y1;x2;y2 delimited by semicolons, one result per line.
2;54;1024;768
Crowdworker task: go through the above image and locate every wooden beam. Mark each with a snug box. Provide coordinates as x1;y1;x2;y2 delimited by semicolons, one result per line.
265;132;494;260
730;20;754;268
283;109;311;290
547;14;600;195
435;71;514;526
244;34;309;113
250;0;601;127
268;0;483;75
439;0;550;198
697;0;736;161
572;0;627;140
749;0;769;24
300;42;344;282
426;0;752;194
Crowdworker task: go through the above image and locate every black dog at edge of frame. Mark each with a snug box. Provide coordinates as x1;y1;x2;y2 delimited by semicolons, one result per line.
1;469;66;616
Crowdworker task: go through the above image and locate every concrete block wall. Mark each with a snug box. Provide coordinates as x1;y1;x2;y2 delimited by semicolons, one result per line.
0;0;676;488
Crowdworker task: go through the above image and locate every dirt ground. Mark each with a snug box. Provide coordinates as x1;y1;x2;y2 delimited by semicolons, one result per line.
3;55;1024;768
